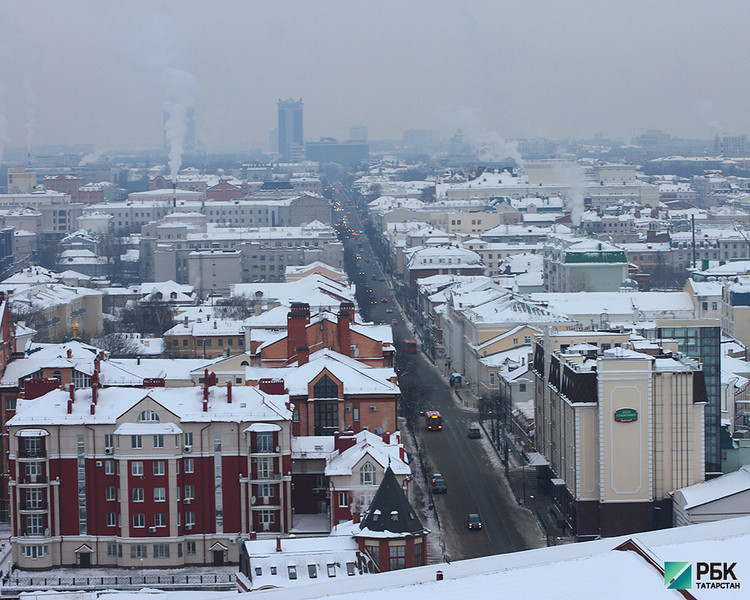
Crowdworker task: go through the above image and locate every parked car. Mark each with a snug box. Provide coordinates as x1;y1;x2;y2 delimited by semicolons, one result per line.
467;513;483;529
432;474;447;494
468;426;481;439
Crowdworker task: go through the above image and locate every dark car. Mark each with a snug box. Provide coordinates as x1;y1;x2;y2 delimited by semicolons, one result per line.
432;474;446;494
468;513;482;529
381;298;388;303
468;426;481;439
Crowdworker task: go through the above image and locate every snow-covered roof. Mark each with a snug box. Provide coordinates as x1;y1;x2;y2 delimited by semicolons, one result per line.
675;465;750;510
250;516;750;600
325;430;409;477
246;349;399;396
8;384;291;427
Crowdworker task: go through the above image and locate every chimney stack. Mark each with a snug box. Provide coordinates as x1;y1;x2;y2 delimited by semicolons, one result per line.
91;370;99;405
227;379;232;404
337;302;354;356
286;303;310;360
67;349;72;359
296;346;309;366
275;536;282;552
353;511;360;524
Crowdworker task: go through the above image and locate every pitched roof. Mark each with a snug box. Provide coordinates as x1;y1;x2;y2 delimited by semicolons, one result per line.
357;466;428;537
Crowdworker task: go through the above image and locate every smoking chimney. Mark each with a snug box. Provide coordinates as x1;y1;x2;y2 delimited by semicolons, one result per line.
172;181;177;208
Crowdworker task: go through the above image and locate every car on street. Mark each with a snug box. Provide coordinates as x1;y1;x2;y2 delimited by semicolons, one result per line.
371;275;377;280
468;426;482;439
432;479;447;494
467;513;483;529
381;298;388;303
385;308;393;313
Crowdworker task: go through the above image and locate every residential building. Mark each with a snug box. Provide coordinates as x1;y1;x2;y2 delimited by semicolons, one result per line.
7;378;293;569
404;244;484;295
163;317;246;359
532;332;706;537
7;168;37;194
187;249;242;297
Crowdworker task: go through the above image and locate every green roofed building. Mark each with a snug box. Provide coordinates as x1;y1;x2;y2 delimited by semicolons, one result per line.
544;236;629;292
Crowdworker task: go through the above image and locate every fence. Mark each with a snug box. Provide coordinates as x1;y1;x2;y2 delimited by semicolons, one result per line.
6;572;235;590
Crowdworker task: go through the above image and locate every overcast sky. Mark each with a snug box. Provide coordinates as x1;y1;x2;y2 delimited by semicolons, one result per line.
1;0;749;153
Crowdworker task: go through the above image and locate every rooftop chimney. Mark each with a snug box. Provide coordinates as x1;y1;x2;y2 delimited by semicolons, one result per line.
275;536;282;552
337;302;354;357
67;349;72;359
203;369;209;411
227;379;232;404
353;511;360;524
172;182;177;208
286;303;310;360
91;370;99;405
296;346;309;366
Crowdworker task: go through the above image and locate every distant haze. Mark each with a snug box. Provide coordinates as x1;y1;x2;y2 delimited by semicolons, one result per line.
1;0;749;152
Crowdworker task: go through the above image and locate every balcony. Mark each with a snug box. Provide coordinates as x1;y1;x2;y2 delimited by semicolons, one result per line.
18;475;47;485
18;450;46;459
253;472;281;482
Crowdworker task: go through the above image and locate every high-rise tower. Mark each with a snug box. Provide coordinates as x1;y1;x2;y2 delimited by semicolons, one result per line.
277;98;304;162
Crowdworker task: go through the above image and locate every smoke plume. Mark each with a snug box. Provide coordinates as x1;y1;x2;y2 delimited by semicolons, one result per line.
553;161;587;226
23;72;36;155
164;69;195;181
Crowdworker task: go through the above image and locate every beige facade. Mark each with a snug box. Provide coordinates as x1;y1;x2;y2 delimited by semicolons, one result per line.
533;331;705;537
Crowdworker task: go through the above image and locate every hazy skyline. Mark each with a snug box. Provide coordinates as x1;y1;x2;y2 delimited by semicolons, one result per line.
1;0;750;154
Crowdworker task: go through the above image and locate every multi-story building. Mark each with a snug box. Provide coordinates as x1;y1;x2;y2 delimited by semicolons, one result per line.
278;99;304;162
7;378;293;569
43;174;83;199
7;168;37;194
187;249;242;297
0;191;84;238
543;236;629;293
532;331;706;537
163;316;246;359
404;244;484;295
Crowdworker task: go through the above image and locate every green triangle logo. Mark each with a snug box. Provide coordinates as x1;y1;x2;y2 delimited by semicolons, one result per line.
664;562;692;589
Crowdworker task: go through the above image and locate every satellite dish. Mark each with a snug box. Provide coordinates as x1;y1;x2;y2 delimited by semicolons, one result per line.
251;496;256;505
374;427;383;435
44;528;50;537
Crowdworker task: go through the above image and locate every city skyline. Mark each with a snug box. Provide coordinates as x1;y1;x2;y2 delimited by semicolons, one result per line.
2;1;750;154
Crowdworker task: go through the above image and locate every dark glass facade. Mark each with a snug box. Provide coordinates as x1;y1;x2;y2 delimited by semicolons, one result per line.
657;324;721;472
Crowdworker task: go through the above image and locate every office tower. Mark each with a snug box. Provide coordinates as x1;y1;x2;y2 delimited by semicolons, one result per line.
278;99;304;162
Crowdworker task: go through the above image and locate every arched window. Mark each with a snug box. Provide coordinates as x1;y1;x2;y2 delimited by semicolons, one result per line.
360;462;376;486
240;361;249;367
137;410;159;422
313;375;338;398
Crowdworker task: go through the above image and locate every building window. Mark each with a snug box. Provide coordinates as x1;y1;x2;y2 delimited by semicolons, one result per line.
25;514;44;535
360;462;376;486
131;435;142;449
389;544;406;570
185;485;195;500
184;458;194;473
105;460;115;475
259;510;275;525
415;540;424;566
338;492;349;508
154;487;166;502
153;460;165;475
132;462;143;476
186;510;196;526
153;544;170;558
256;431;273;452
104;434;113;449
138;410;159;422
365;542;379;566
153;435;164;449
107;512;117;527
353;407;360;421
313;374;338;398
106;486;116;501
132;488;144;502
107;542;117;557
22;545;48;559
24;462;42;477
519;383;527;392
184;432;193;447
133;513;145;528
186;541;196;555
154;513;166;527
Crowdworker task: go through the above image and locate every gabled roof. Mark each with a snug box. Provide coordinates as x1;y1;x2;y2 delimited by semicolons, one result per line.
326;431;409;477
357;466;428;537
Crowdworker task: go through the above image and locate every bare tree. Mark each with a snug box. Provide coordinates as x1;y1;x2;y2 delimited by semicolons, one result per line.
91;333;142;357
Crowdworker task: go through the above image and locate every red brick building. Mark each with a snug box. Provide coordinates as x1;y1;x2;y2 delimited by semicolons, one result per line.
7;377;293;569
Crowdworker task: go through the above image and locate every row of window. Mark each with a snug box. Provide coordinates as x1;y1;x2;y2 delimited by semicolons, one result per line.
109;510;196;529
